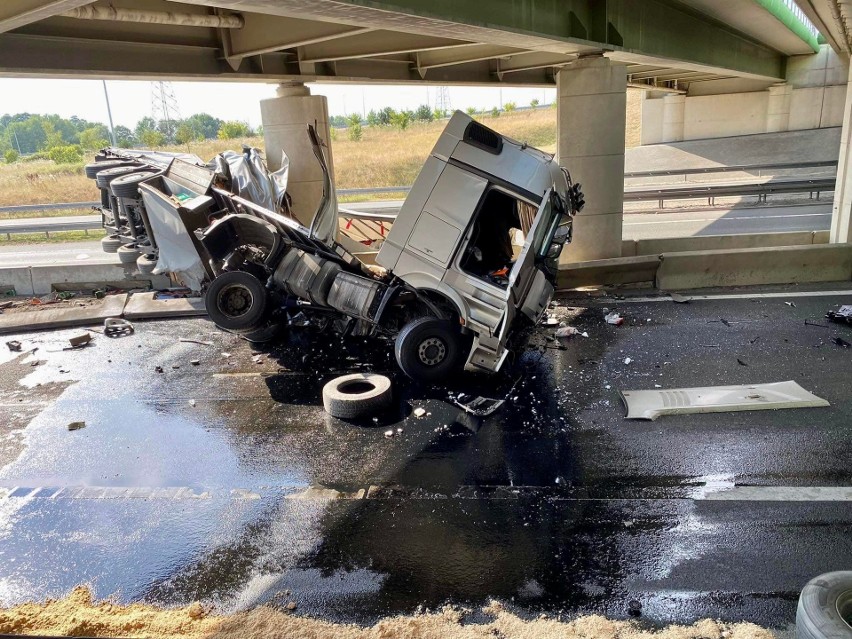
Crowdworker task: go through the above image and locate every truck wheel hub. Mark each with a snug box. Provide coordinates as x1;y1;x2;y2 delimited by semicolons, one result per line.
418;337;446;366
219;284;252;317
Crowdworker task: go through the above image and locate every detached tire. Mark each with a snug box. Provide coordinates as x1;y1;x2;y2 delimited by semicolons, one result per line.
322;373;392;419
205;271;269;332
395;316;464;383
797;571;852;639
100;234;123;253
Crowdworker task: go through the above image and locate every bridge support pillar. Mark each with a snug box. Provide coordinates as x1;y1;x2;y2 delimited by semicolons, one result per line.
557;56;626;262
260;83;333;227
831;67;852;244
661;94;686;143
767;84;792;133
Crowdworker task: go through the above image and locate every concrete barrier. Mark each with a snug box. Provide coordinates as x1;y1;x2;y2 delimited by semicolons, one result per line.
1;264;169;296
558;255;661;290
656;243;852;290
623;230;828;257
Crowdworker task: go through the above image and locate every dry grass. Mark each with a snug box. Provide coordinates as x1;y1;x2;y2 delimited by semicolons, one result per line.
0;94;643;211
0;586;776;639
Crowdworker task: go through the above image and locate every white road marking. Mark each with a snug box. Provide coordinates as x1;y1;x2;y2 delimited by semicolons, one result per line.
606;290;852;303
701;486;852;501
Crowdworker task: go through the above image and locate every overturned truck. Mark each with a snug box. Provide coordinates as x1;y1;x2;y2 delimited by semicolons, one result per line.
87;112;583;382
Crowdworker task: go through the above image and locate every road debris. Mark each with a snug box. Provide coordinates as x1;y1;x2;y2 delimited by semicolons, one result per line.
104;318;134;337
68;334;92;349
555;325;588;338
66;421;86;431
544;316;559;326
412;407;426;418
737;358;748;366
155;366;164;373
623;357;632;365
826;305;852;325
785;301;797;308
453;395;505;417
804;320;828;329
621;380;829;420
190;359;201;366
834;337;851;348
669;293;690;303
180;338;213;346
605;312;624;326
5;340;21;352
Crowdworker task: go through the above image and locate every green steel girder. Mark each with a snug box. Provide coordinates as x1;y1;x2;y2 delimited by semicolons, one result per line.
337;0;786;80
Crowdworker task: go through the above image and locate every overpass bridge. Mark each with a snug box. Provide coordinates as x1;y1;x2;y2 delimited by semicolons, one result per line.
1;0;851;264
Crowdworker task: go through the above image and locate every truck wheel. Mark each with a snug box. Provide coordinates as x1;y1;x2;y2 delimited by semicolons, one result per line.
100;235;123;253
797;571;852;639
111;170;161;199
205;271;268;332
322;373;392;419
117;243;141;265
136;253;157;275
395;316;464;382
85;160;136;179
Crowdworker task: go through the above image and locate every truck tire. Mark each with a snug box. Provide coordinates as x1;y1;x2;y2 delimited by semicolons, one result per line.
95;165;145;189
797;571;852;639
85;160;136;179
117;243;141;265
110;170;161;199
100;234;123;253
136;253;157;275
205;271;269;332
395;316;464;383
322;373;392;419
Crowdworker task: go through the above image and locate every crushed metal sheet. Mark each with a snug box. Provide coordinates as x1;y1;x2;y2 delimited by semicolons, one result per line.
620;380;829;420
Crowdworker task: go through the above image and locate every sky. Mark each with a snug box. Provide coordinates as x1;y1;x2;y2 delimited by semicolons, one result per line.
0;78;556;129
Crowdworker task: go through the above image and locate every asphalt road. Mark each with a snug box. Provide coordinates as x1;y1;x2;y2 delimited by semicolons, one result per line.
0;202;833;268
0;287;849;631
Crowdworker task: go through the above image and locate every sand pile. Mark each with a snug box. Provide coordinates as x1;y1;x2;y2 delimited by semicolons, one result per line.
0;587;777;639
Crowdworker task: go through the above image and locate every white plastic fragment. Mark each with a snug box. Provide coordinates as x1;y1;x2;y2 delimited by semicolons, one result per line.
413;407;426;417
605;312;624;326
555;326;580;338
623;357;632;365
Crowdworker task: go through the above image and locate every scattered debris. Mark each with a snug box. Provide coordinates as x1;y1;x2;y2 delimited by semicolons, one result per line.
252;355;264;364
453;395;505;417
720;318;731;327
604;311;624;326
285;601;298;611
189;399;197;407
737;358;748;366
68;334;92;349
93;289;105;299
180;338;213;346
826;305;852;325
669;293;690;304
834;337;851;348
804;320;828;329
104;318;134;337
621;380;829;420
623;357;632;365
384;429;395;438
155;366;164;373
0;301;12;310
555;326;579;338
412;407;426;418
5;340;22;352
544;316;559;326
749;336;762;344
190;359;201;366
700;344;720;348
784;301;797;308
66;421;86;431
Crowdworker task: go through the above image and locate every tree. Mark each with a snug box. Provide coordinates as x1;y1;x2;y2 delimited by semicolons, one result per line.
414;104;433;122
366;109;380;127
48;145;83;164
78;125;110;151
530;98;540;108
433;108;446;120
390;110;411;130
175;122;200;148
345;113;363;141
4;149;18;164
183;113;222;139
114;125;136;148
134;116;157;139
329;115;347;128
503;101;516;112
377;107;395;126
140;129;165;148
490;107;500;117
465;107;477;116
40;120;64;150
217;120;252;139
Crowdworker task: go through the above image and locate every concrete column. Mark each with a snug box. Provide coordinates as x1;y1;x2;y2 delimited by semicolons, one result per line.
766;83;793;133
557;56;627;262
260;83;333;227
830;66;852;243
661;94;686;143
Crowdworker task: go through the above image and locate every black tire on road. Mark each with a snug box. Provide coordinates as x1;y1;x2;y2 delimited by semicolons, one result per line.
797;571;852;639
85;160;137;179
136;253;157;275
205;271;269;332
111;170;161;199
117;243;141;265
322;373;393;419
95;165;145;189
101;235;123;253
394;316;465;382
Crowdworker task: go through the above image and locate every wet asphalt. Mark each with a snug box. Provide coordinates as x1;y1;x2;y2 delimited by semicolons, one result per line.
0;286;850;631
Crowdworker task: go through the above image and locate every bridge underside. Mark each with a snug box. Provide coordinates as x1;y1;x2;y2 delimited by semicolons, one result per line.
0;0;813;88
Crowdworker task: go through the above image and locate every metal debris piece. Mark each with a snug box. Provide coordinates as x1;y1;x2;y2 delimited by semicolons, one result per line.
180;338;213;345
737;358;748;366
6;340;22;352
826;305;852;325
190;359;201;366
155;366;164;373
605;312;624;326
68;334;92;348
453;395;505;417
67;421;86;431
785;301;797;308
104;317;134;337
834;337;851;348
620;380;829;420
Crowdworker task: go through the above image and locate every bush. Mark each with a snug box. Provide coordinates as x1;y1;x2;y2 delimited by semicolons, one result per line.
139;129;165;148
490;107;500;118
503;101;516;112
414;104;433;122
530;99;540;108
465;107;477;116
217;120;252;140
21;151;50;163
348;122;363;141
4;149;19;164
48;145;84;164
390;110;411;130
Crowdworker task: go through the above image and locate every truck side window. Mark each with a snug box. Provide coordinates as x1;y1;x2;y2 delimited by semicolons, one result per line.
460;188;529;288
